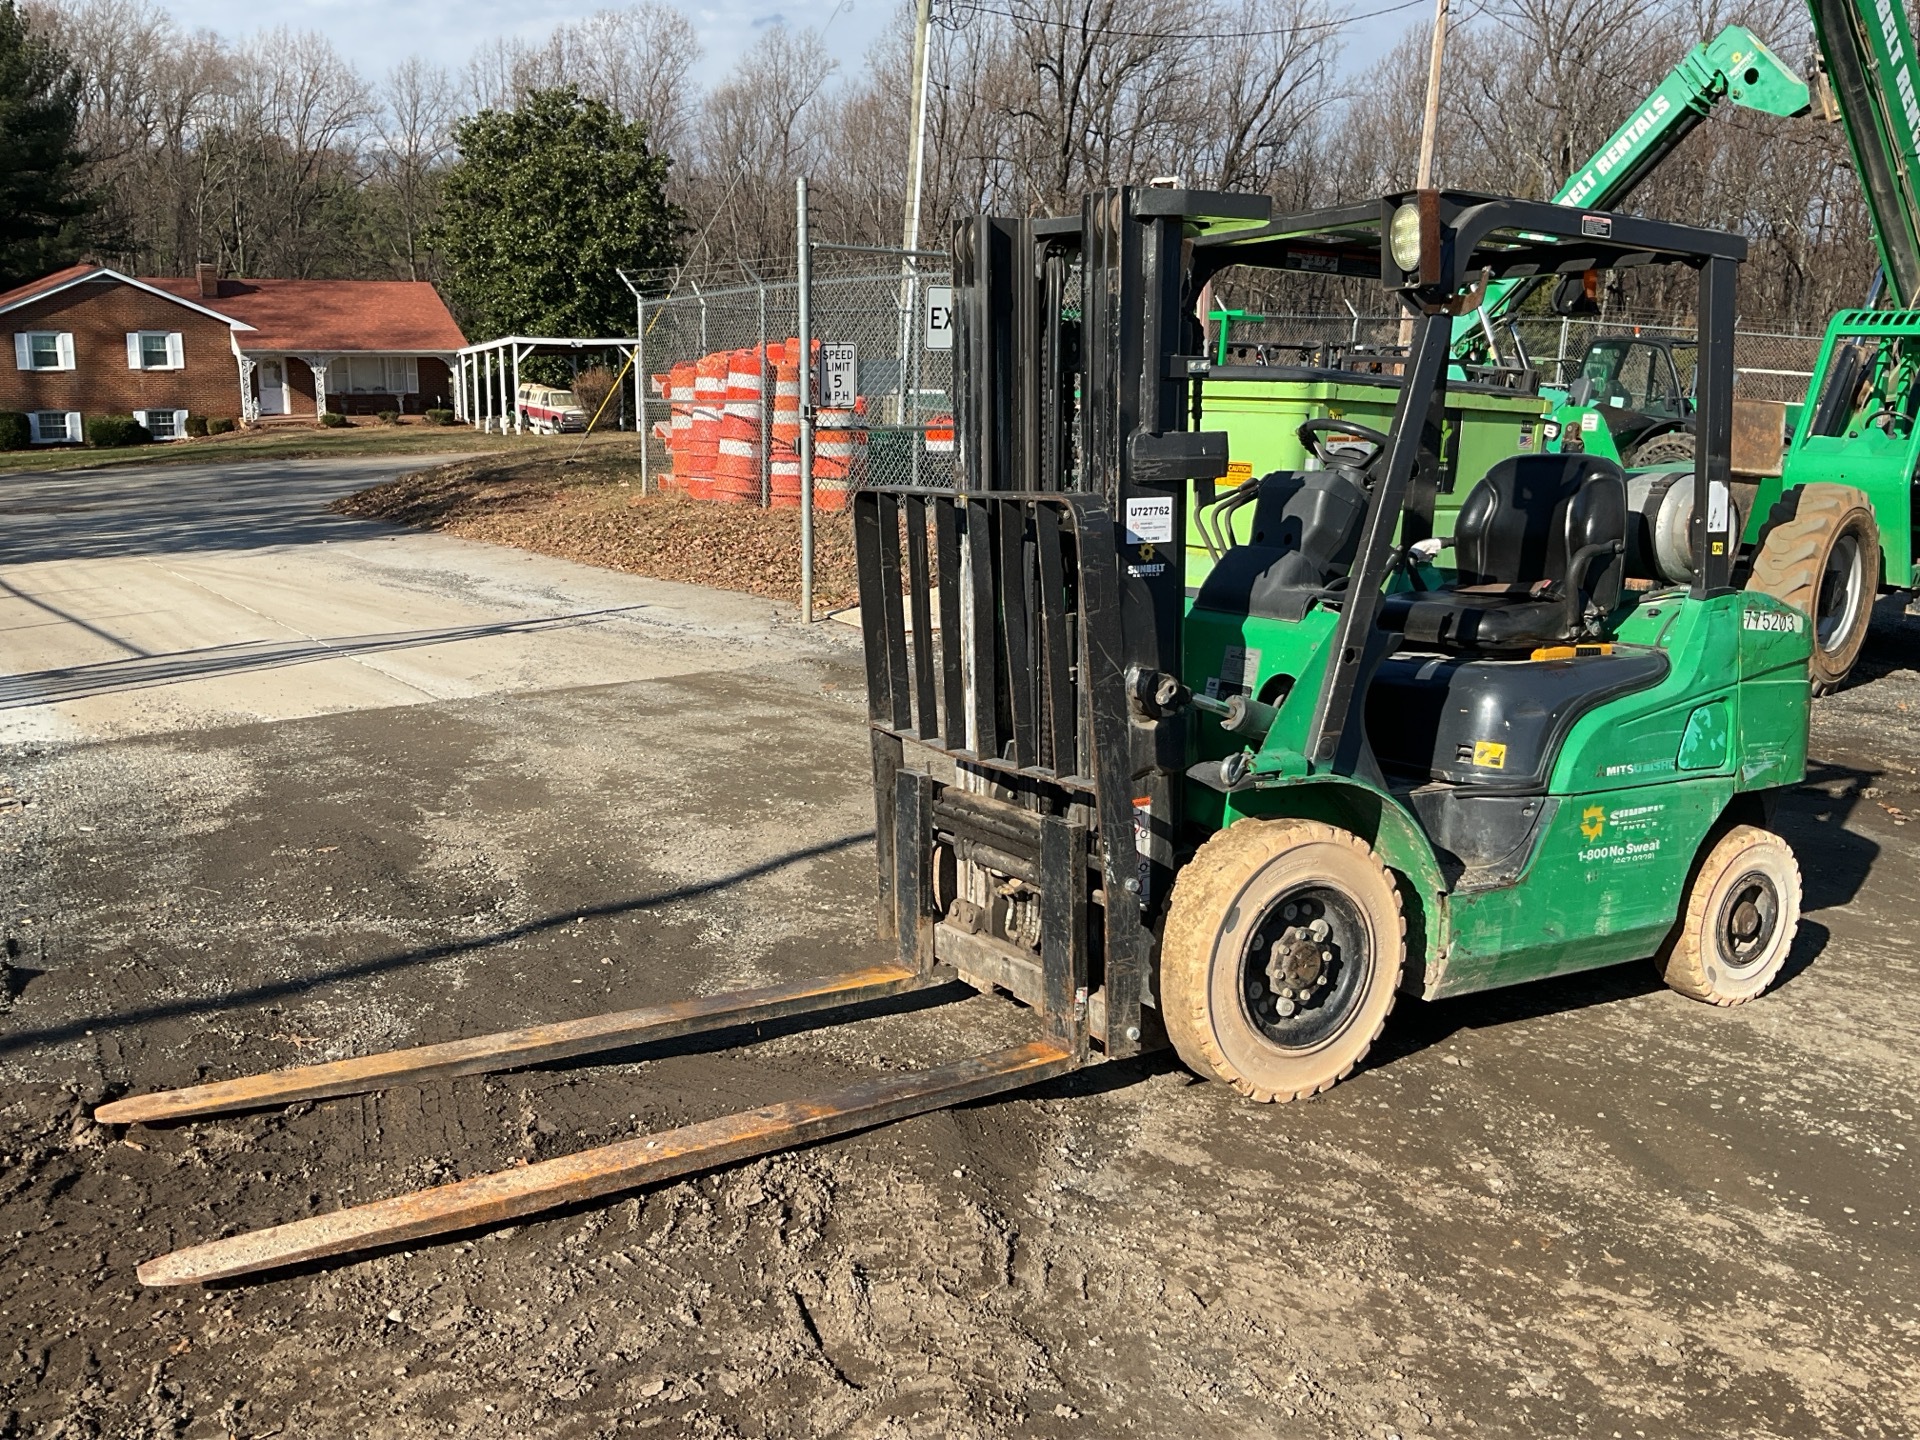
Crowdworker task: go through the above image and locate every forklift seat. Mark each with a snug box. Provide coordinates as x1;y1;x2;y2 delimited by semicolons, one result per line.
1379;454;1629;653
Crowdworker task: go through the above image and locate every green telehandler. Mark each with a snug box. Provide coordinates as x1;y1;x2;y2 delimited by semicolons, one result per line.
1719;0;1920;690
94;187;1814;1285
1540;0;1920;691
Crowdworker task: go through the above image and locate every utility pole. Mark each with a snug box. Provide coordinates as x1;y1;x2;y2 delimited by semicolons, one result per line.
901;0;934;257
1400;0;1450;348
897;0;935;428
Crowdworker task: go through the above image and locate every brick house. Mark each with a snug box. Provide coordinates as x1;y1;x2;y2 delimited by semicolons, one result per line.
1;263;466;443
1;264;246;443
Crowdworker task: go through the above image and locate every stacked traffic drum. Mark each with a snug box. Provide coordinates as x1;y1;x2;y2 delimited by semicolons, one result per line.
666;363;695;491
714;348;764;504
687;352;728;499
814;393;859;514
769;339;803;509
650;337;865;508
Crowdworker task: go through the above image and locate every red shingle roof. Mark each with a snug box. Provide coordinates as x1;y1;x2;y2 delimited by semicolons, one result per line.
143;277;466;353
0;263;103;314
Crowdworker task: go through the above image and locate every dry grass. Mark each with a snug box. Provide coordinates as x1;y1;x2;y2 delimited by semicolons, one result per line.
334;448;859;612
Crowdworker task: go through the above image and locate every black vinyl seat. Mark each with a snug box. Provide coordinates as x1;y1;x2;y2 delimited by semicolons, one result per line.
1379;454;1629;653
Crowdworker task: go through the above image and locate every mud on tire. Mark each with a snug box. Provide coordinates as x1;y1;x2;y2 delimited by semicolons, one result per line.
1658;824;1801;1006
1159;818;1405;1103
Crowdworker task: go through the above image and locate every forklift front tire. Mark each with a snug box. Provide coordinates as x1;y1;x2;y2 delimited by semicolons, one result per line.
1160;819;1405;1102
1658;825;1801;1006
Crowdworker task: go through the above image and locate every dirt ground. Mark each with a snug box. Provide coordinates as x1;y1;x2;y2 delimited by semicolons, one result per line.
4;557;1919;1436
335;458;861;614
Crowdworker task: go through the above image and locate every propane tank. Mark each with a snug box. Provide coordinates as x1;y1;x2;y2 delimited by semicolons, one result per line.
1626;470;1742;585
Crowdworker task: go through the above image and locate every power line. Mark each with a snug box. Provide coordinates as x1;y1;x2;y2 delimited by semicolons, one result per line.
939;0;1428;43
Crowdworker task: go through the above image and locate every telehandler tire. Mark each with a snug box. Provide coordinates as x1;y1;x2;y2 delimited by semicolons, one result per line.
1747;484;1879;693
1658;825;1801;1006
1160;818;1404;1102
1626;431;1694;468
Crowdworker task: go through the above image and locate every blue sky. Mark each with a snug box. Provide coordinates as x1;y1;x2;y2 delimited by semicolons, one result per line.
161;0;1410;99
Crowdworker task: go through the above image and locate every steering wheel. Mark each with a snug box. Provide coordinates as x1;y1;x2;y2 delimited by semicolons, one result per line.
1297;417;1390;469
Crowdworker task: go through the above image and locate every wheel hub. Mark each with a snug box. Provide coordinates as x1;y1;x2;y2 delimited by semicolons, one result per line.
1264;921;1333;1017
1244;893;1359;1036
1817;533;1863;649
1717;871;1780;972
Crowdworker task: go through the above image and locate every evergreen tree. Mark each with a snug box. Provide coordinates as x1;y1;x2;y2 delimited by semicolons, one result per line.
0;0;93;287
432;87;682;340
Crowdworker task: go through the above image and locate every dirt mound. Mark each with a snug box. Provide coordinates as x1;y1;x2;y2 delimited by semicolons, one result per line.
335;456;860;612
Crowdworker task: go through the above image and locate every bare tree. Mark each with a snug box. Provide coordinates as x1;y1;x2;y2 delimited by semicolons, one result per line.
371;56;456;278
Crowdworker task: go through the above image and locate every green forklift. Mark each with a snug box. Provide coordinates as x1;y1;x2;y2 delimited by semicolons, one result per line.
884;185;1812;1100
97;187;1815;1285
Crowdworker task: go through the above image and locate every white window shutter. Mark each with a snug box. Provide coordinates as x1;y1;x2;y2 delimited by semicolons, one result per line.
167;333;184;368
13;334;29;370
57;333;75;370
175;409;188;436
403;357;419;395
127;333;143;369
66;411;81;440
133;410;147;430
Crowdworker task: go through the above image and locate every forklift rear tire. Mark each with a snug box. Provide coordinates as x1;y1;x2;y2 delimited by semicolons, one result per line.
1160;819;1405;1102
1658;825;1801;1006
1747;484;1880;693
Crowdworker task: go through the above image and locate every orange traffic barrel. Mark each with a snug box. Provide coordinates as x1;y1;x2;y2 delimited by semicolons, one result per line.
713;347;763;504
688;352;727;500
666;363;695;491
769;351;802;509
814;404;857;514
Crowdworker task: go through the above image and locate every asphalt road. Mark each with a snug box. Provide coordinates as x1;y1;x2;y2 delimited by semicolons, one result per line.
1;459;1916;1439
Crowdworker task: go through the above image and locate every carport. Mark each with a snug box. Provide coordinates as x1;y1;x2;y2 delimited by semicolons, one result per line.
453;335;638;434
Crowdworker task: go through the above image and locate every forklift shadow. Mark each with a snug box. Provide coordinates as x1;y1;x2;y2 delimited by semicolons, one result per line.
1363;915;1834;1075
1774;759;1883;912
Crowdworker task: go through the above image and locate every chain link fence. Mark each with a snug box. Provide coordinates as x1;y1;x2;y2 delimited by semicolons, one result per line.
632;254;954;506
1214;311;1825;404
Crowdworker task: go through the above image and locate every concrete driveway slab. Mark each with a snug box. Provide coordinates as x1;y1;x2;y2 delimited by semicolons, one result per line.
0;455;851;742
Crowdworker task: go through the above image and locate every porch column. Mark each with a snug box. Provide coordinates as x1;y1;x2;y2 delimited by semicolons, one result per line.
500;344;512;434
511;343;525;435
482;349;493;432
237;352;259;425
306;355;335;419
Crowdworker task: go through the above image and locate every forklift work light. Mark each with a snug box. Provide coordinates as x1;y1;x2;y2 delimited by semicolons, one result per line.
1389;202;1424;273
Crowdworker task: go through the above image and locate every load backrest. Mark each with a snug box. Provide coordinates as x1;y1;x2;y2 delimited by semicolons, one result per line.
1454;454;1628;611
